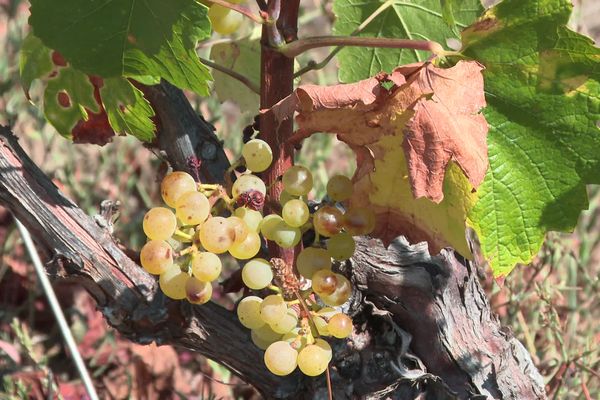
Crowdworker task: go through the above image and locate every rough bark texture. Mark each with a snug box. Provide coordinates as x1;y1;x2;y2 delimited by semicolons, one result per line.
0;121;546;399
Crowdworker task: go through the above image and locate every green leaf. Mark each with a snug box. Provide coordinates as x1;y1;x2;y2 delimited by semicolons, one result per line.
29;0;212;95
332;0;483;82
19;33;53;97
210;38;261;113
460;0;600;277
100;78;156;142
43;67;98;138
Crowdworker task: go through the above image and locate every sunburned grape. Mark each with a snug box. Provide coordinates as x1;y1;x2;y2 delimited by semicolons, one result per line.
143;207;177;241
161;171;197;208
185;277;212;304
313;205;343;237
140;240;173;275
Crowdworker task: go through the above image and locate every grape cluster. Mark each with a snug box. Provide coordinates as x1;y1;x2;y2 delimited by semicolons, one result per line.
139;137;376;377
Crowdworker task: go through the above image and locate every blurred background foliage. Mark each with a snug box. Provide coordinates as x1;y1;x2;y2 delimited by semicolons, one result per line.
0;0;597;398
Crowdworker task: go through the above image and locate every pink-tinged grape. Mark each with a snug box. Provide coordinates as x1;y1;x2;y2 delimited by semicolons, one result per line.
191;252;222;282
271;221;302;249
185;277;212;304
161;171;197;208
282;199;309;228
311;269;338;297
242;258;273;290
313;205;343;237
282;165;313;196
327;313;353;338
270;308;298;334
342;207;376;235
143;207;177;241
159;266;189;300
297;339;332;376
209;5;243;35
175;191;210;226
140;240;173;275
199;217;235;254
242;139;273;173
234;207;263;231
264;341;298;376
232;174;266;199
260;214;283;240
327;232;356;261
227;216;250;244
260;294;287;325
237;296;265;330
320;274;352;306
296;247;331;279
326;175;353;202
229;230;261;259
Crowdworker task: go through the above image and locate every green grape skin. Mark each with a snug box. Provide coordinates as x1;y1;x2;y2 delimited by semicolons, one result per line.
260;214;283;241
311;269;339;297
260;294;287;325
227;216;250;244
242;258;273;290
320;274;352;306
143;207;177;241
296;247;331;279
312;316;330;336
140;240;173;275
270;308;298;334
232;174;266;199
242;139;273;173
297;339;332;376
229;230;261;259
175;191;210;226
233;207;263;231
282;199;310;228
252;324;283;350
185;277;213;304
282;165;313;196
342;207;376;236
312;205;343;237
191;251;222;282
209;5;243;35
199;217;235;254
326;174;353;202
237;296;265;330
327;232;356;261
271;221;302;248
327;313;353;338
264;341;298;376
279;190;296;207
161;171;197;208
159;266;189;300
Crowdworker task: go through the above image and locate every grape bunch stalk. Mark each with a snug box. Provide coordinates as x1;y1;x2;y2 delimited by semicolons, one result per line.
139;137;376;377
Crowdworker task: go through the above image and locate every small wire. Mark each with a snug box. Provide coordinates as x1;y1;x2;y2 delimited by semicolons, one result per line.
15;219;100;400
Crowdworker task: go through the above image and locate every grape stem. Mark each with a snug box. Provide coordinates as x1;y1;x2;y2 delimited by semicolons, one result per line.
203;0;265;24
198;57;260;94
278;36;445;59
178;246;196;257
175;229;194;241
267;284;282;294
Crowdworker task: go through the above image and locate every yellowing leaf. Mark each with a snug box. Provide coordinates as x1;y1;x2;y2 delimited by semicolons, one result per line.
266;61;488;255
